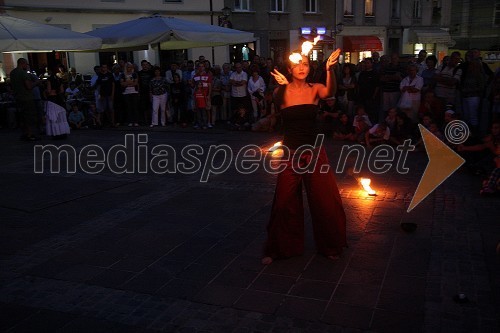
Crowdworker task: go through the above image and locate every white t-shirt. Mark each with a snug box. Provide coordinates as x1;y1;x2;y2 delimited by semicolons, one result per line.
230;71;248;97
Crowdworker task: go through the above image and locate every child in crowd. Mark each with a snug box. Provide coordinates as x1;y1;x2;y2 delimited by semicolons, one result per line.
85;102;101;128
193;80;209;129
365;122;390;148
428;122;445;141
384;107;398;132
389;111;414;146
65;81;81;112
229;104;251;131
353;105;372;143
333;112;354;141
67;103;85;129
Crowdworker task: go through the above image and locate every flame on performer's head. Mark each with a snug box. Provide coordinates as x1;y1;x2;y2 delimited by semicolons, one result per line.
290;35;322;64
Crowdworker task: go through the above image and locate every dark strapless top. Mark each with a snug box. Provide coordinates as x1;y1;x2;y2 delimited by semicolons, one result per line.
281;104;319;150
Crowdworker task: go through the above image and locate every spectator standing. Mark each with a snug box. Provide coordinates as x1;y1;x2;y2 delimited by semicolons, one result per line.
149;66;169;127
337;64;357;118
399;64;424;123
357;58;380;123
10;58;38;140
379;52;404;121
229;62;249;117
220;63;232;121
112;64;124;126
247;66;266;121
138;60;154;125
170;73;187;126
46;66;65;107
434;51;462;106
121;62;140;127
96;64;115;127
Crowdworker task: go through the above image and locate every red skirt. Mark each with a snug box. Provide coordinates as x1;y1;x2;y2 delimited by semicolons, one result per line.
264;147;347;258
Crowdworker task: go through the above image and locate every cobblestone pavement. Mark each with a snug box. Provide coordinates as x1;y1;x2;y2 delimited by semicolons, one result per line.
0;127;498;332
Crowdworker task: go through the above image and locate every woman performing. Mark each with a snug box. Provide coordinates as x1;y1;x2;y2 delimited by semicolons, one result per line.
262;48;347;265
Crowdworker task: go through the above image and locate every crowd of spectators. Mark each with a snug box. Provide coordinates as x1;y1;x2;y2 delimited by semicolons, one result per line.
4;48;500;195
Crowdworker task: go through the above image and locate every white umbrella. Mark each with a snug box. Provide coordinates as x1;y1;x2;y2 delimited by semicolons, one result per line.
86;15;254;50
0;14;102;52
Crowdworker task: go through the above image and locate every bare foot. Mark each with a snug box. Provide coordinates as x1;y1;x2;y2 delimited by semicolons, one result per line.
261;257;273;265
327;255;340;260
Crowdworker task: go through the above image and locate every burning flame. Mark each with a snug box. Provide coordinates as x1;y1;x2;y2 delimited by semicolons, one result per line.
289;36;322;64
268;141;282;152
268;141;284;158
360;178;376;196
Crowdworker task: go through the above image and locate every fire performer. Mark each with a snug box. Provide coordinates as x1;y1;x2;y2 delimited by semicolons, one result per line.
262;47;347;265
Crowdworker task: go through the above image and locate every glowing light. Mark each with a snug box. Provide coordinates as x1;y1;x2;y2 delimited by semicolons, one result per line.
268;141;282;152
360;178;376;196
290;35;322;64
289;52;302;64
301;41;314;57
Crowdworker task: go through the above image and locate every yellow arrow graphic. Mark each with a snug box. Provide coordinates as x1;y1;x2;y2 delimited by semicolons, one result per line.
407;124;465;212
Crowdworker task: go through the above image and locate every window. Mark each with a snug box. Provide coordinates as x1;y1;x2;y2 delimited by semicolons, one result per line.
344;0;353;16
413;0;421;18
305;0;317;13
235;0;250;11
391;0;400;18
495;2;500;25
271;0;285;12
365;0;374;16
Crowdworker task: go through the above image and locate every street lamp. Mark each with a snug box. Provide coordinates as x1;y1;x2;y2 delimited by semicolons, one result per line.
218;6;232;28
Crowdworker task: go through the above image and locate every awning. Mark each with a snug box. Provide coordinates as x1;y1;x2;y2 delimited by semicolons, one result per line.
343;36;382;52
300;34;336;44
409;28;455;46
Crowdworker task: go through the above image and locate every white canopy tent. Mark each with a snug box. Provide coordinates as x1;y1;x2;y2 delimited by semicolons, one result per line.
86;15;254;51
0;15;102;52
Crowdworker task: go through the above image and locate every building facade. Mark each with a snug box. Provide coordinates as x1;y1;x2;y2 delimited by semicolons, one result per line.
2;0;499;75
0;0;233;75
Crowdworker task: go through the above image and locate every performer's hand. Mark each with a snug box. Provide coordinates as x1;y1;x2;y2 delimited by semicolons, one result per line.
326;48;341;71
270;69;289;85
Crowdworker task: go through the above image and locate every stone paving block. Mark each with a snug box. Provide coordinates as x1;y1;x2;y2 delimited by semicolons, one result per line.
377;288;425;314
211;267;259;289
176;263;223;283
25;259;74;279
192;284;245;307
250;273;297;294
263;254;315;277
321;302;372;330
195;249;238;267
300;253;351;282
110;254;156;272
276;297;328;322
121;267;172;294
340;266;385;286
233;290;284;314
54;264;105;283
332;283;379;308
87;269;137;289
288;279;336;301
0;302;39;331
370;309;423;333
156;278;206;300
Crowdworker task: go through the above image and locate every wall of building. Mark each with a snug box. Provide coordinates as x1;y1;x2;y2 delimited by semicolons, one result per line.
0;0;233;73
